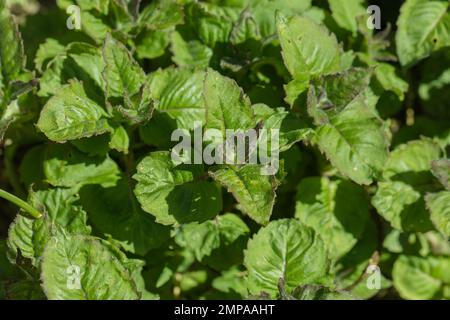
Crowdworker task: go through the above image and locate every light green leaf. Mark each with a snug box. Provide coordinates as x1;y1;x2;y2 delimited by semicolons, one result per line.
426;191;450;237
374;63;409;101
170;31;213;68
246;0;313;39
209;164;277;225
372;181;434;232
328;0;366;35
133;151;222;225
76;0;109;15
277;14;341;79
211;267;248;299
102;34;145;98
149;67;206;130
257;107;312;152
0;99;20;140
43;144;120;188
393;255;450;299
176;213;249;271
383;139;442;183
135;29;170;60
137;0;183;29
315;96;389;185
37;81;111;142
38;42;105;99
8;187;90;265
0;1;24;87
244;219;331;298
204;68;255;135
34;38;65;72
41;232;143;300
372;140;442;233
109;126;129;154
80;11;111;43
185;2;240;48
396;0;450;67
295;177;370;261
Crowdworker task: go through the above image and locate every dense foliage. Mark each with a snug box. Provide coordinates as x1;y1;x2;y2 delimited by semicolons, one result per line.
0;0;449;300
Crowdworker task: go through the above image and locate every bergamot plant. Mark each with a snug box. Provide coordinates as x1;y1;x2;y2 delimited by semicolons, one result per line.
0;0;449;300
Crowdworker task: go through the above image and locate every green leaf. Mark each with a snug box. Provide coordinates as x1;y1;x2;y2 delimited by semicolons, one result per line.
204;68;255;135
383;139;442;183
374;63;409;101
43;144;120;188
393;255;450;299
328;0;366;35
79;177;170;256
75;0;110;14
257;107;313;152
148;67;206;130
431;159;450;190
244;219;332;298
37;81;111;142
209;164;278;225
176;213;249;271
135;29;170;60
41;232;143;300
0;1;25;87
211;267;248;299
133;151;222;225
102;34;145;99
38;42;106;99
34;38;65;72
8;187;90;265
277;14;341;79
308;68;373;122
170;31;212;68
0;99;21;140
295;177;370;261
396;0;450;67
109;125;129;154
137;0;183;30
244;0;313;39
184;2;240;48
80;11;111;43
426;191;450;237
372;181;434;233
315;96;389;185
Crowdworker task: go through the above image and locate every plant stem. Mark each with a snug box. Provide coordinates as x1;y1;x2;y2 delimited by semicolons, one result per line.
0;188;41;219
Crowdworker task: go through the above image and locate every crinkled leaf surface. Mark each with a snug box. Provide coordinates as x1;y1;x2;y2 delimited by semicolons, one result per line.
396;0;450;67
134;151;222;225
315;96;389;185
41;232;143;300
244;219;331;298
295;177;370;260
176;213;249;271
209;164;277;225
37;81;111;142
277;14;341;79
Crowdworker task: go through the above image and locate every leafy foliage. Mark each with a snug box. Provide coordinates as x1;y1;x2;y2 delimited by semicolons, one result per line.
0;0;449;300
